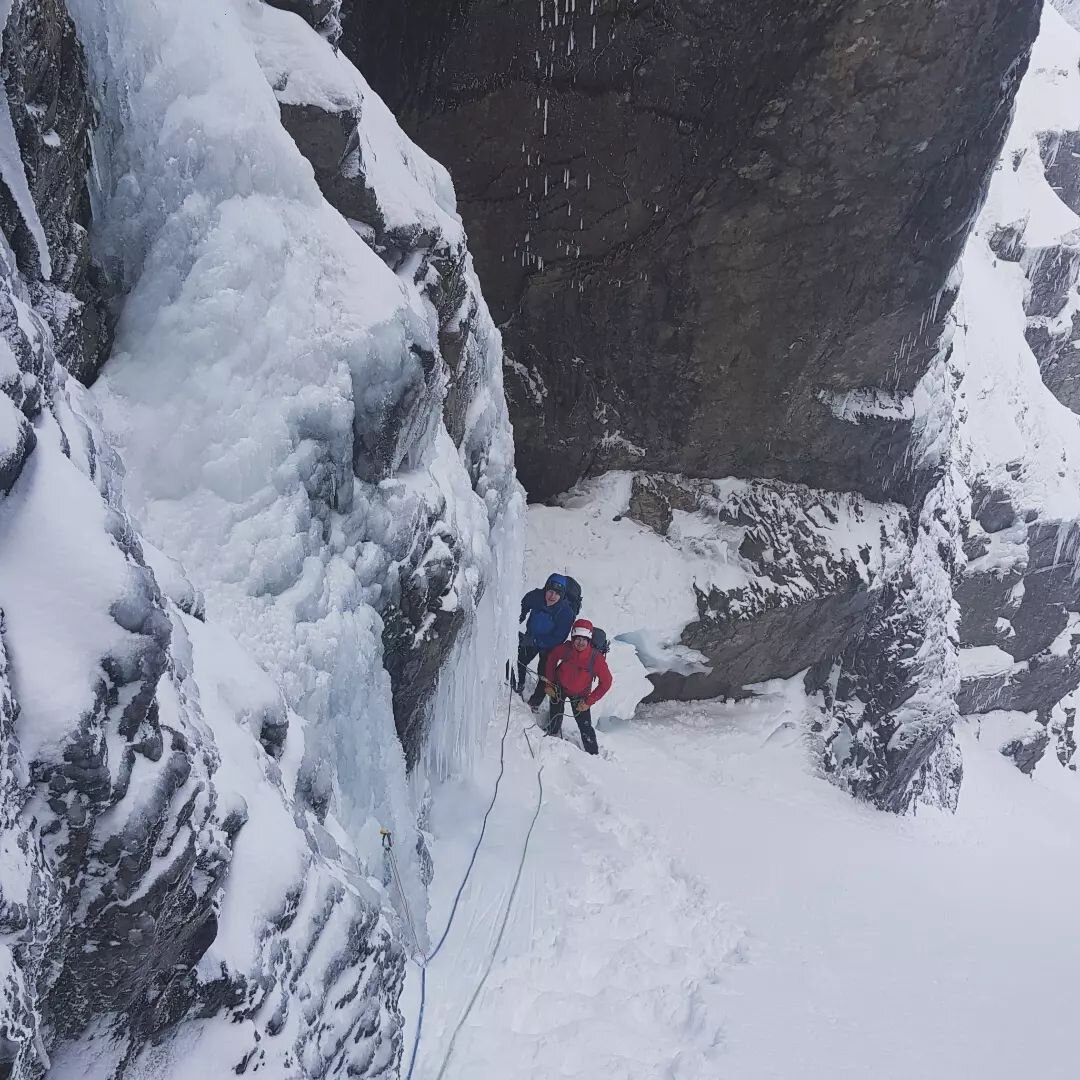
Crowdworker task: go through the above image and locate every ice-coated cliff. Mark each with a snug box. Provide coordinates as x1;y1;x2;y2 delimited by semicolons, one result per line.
0;0;522;1074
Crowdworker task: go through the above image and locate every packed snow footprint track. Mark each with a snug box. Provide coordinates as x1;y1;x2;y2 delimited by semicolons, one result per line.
407;696;739;1080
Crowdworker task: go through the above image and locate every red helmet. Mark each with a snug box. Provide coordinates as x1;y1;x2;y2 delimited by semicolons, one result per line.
571;619;593;640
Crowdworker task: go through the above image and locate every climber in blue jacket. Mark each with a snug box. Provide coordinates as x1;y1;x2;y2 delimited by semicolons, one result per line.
514;574;576;708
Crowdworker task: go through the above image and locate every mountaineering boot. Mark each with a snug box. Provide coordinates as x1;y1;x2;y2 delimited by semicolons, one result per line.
572;700;599;755
545;697;564;738
526;646;552;708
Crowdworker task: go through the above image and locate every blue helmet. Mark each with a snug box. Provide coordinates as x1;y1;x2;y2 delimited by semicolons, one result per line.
545;574;567;596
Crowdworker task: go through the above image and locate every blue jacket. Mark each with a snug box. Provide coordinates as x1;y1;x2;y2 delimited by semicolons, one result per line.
520;588;574;650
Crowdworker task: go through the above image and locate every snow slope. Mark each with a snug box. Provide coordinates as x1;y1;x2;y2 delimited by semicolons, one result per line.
408;683;1080;1080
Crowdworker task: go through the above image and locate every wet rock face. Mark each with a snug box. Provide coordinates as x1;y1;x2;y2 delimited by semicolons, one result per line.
341;0;1039;501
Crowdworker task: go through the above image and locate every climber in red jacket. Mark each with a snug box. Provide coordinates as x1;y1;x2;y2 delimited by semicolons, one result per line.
543;619;612;755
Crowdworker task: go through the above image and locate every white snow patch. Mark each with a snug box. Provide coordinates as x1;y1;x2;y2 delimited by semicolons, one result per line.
0;407;131;762
958;644;1027;678
957;3;1080;525
820;386;915;423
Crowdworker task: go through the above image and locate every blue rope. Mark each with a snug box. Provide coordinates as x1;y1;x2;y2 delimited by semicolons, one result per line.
426;681;516;963
404;964;426;1080
402;666;534;1080
433;727;545;1080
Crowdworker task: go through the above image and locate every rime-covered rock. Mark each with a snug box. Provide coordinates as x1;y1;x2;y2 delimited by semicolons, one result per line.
950;8;1080;779
625;474;909;704
0;168;402;1080
0;0;523;1074
257;15;520;761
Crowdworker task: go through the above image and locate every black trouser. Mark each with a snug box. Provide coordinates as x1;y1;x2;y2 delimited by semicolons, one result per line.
545;694;598;755
515;635;551;706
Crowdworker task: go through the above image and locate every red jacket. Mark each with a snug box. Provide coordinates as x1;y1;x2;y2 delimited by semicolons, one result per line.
545;641;613;708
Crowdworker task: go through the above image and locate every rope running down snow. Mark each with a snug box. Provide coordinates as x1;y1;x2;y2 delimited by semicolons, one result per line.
387;664;547;1080
431;721;545;1080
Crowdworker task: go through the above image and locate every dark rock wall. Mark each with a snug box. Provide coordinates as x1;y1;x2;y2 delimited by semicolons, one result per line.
0;0;110;383
341;0;1040;502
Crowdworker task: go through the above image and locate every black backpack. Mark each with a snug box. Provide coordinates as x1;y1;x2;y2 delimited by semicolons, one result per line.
588;628;610;674
563;576;583;617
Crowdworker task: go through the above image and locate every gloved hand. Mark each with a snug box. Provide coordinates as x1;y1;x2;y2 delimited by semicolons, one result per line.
574;700;589;715
544;683;559;701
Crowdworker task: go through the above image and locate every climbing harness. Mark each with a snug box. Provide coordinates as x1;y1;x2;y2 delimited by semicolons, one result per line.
382;663;547;1080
